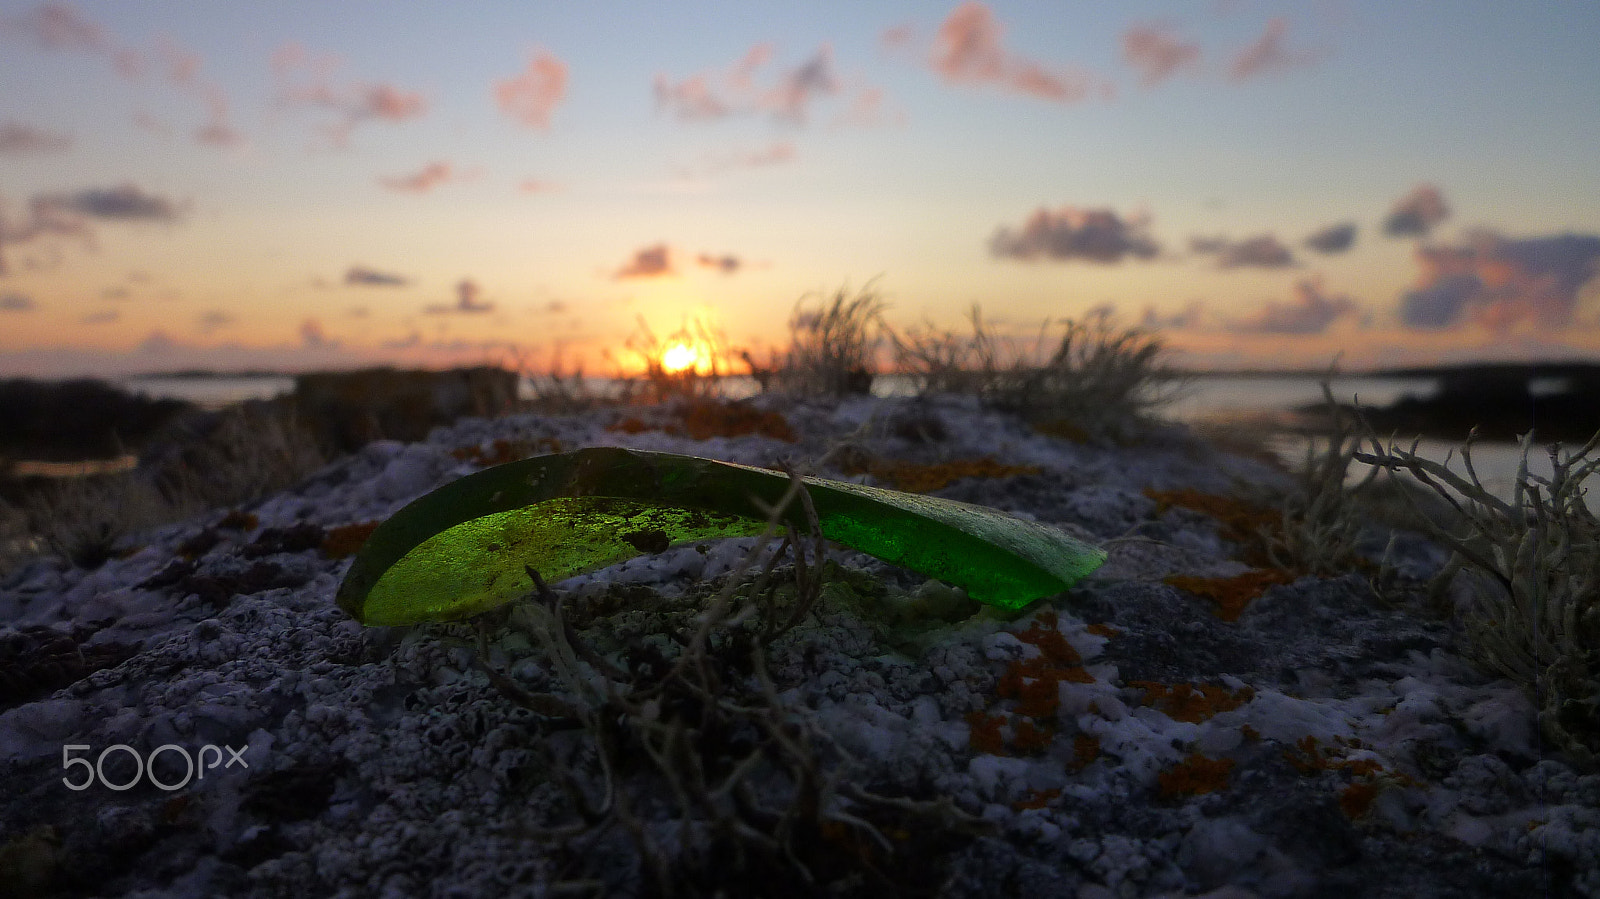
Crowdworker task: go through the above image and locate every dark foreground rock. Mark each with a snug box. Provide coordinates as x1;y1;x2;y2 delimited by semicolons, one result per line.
0;395;1593;898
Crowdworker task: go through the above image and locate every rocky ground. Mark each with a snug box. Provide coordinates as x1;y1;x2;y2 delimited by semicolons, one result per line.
1;393;1595;898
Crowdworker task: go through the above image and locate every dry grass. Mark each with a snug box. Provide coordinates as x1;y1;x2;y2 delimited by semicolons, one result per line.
620;316;728;404
1355;427;1600;768
158;403;326;512
19;474;172;570
11;402;326;572
505;343;602;415
1264;383;1382;577
768;283;887;398
892;305;1180;444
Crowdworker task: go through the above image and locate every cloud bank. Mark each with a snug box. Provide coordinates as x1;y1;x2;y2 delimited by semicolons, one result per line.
991;207;1160;263
1400;231;1600;331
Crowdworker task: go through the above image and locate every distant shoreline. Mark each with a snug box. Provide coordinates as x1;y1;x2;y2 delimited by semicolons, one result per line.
103;358;1600;382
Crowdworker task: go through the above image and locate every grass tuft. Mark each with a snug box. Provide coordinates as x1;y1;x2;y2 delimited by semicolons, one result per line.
893;305;1180;444
769;283;887;398
1355;426;1600;768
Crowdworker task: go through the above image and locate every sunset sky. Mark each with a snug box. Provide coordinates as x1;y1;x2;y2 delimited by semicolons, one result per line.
2;1;1598;377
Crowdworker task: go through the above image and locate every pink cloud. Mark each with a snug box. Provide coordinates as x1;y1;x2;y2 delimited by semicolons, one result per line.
518;178;561;194
379;161;464;194
1122;23;1201;88
2;2;108;52
194;87;244;147
833;86;903;128
880;23;916;53
764;47;839;123
656;43;873;126
696;141;796;175
1230;278;1359;334
275;42;427;146
1229;18;1320;81
496;50;568;129
4;7;243;150
1400;231;1600;331
928;2;1101;102
0;120;71;155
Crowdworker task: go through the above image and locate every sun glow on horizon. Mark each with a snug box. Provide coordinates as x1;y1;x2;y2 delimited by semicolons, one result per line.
660;341;708;374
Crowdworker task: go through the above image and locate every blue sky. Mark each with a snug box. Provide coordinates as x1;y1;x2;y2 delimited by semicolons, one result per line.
2;1;1598;376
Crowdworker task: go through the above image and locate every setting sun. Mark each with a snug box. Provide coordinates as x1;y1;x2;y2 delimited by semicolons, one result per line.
660;341;705;374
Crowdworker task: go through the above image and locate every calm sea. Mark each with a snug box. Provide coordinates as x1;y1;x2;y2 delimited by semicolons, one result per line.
111;372;1591;509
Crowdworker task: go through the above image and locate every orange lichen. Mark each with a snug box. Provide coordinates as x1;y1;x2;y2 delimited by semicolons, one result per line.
606;400;796;442
996;613;1096;719
1011;788;1062;811
1164;569;1296;621
1158;753;1235;798
674;400;796;442
1031;419;1093;444
1085;622;1120;638
1144;487;1284;566
1286;735;1388;777
966;711;1008;756
1010;718;1055;755
608;416;651;435
1068;733;1101;771
321;521;382;559
1132;681;1256;723
217;509;258;531
839;454;1041;494
1339;780;1381;819
966;613;1105;757
452;436;563;467
1240;724;1261;743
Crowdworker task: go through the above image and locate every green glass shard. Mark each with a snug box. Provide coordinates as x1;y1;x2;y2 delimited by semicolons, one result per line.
337;447;1105;625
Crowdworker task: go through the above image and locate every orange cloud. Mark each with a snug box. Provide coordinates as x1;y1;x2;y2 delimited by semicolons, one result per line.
614;244;675;279
496;50;568;129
